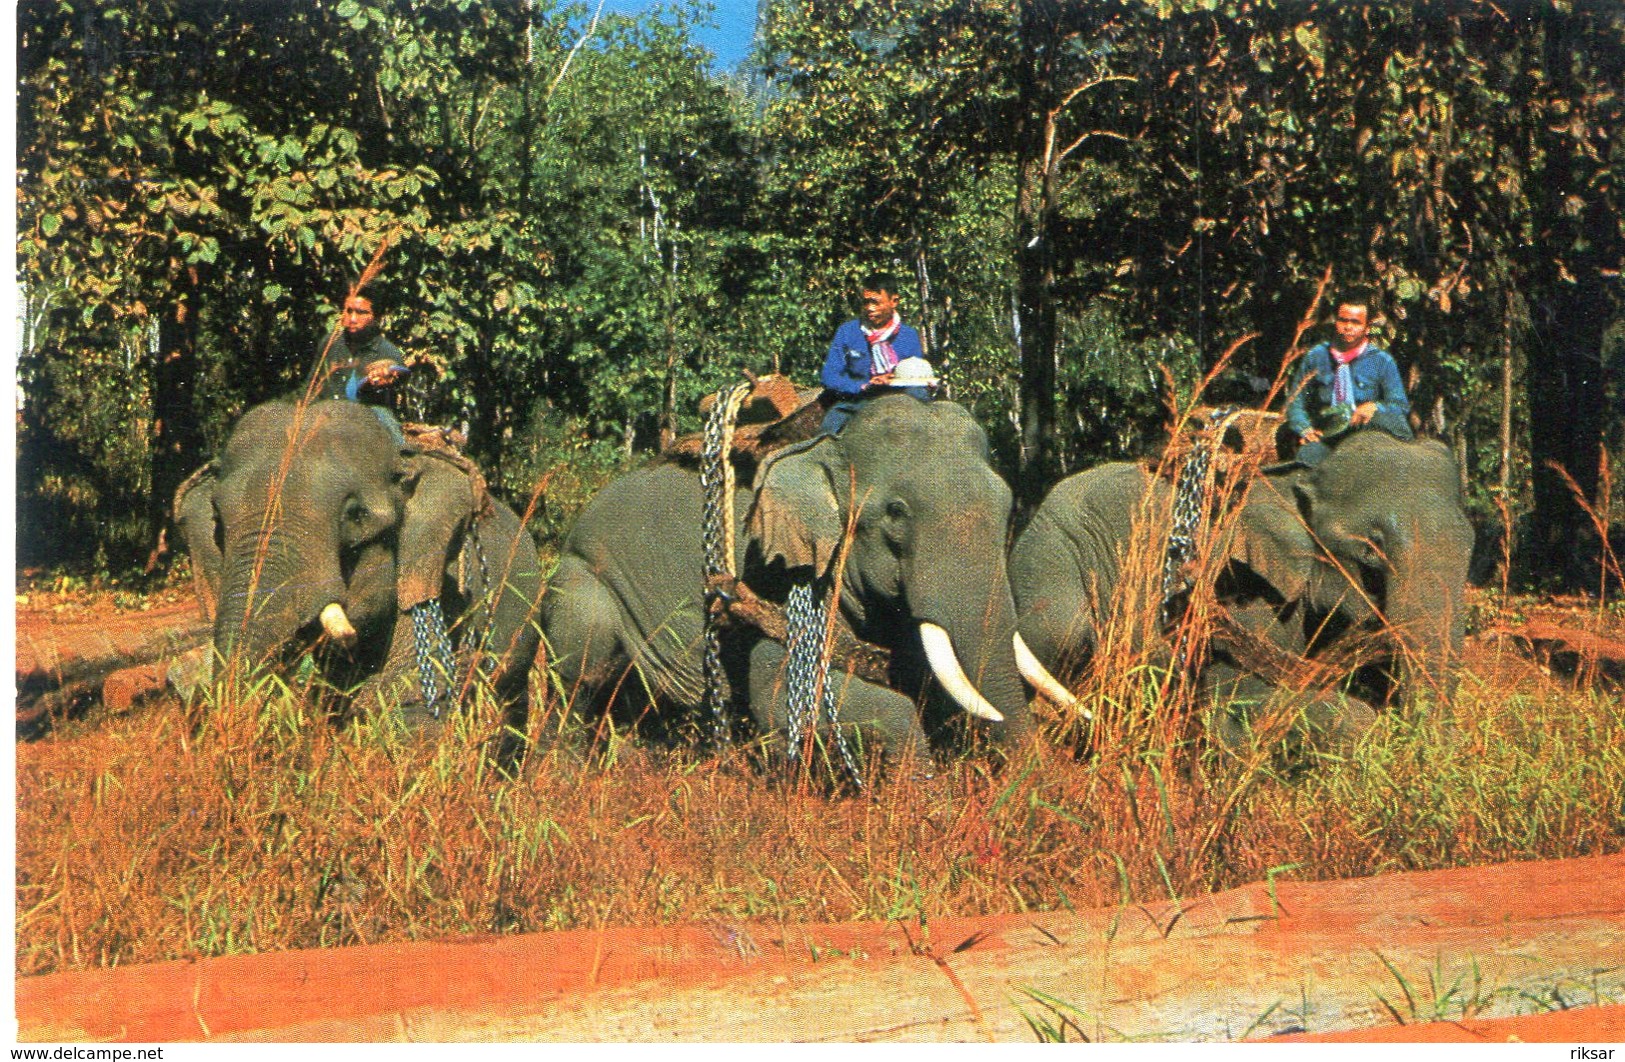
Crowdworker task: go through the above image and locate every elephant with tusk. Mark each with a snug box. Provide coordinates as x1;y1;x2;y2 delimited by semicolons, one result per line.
173;399;543;735
540;393;1061;767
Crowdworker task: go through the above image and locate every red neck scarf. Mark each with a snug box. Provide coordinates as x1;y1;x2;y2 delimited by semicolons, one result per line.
864;315;902;374
1331;340;1366;406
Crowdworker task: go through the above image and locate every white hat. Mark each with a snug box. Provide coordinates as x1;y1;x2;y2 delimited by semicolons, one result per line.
890;357;938;388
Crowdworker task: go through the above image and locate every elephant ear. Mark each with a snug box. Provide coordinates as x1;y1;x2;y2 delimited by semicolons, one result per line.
173;462;222;623
1227;477;1314;605
747;436;844;577
396;450;480;610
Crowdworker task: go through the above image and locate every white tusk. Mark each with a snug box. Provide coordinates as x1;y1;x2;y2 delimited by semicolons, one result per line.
919;622;1004;723
320;602;357;646
1013;634;1093;721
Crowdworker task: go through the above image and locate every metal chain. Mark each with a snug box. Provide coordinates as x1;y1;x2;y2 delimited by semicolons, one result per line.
1160;406;1237;667
458;516;497;680
698;381;754;746
784;579;864;790
406;515;497;720
410;598;457;719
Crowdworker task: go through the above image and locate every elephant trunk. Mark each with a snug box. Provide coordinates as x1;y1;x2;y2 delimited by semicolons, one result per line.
213;529;347;670
906;551;1035;743
1384;533;1470;707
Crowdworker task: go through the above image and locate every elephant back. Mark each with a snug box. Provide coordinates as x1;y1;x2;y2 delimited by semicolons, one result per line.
1147;406;1289;487
660;376;828;479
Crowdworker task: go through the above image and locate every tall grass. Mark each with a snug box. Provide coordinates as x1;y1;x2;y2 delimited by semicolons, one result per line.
16;603;1624;974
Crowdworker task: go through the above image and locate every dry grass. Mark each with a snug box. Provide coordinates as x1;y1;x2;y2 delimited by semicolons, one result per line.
16;596;1624;975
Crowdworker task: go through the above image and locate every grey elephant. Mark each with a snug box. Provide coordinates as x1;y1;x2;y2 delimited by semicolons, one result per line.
1010;429;1473;752
173;399;543;732
541;393;1064;768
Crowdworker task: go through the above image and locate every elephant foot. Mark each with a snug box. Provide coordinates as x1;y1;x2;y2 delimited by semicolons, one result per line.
1206;680;1377;773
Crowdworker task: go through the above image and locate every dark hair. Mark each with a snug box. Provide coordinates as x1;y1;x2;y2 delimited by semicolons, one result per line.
348;280;393;317
1334;288;1379;317
859;271;902;298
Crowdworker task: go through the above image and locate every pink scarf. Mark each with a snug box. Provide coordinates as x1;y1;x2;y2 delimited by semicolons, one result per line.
1331;341;1366;406
864;315;902;375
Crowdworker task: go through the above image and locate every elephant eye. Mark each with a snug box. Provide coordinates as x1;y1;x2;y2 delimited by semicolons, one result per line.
343;497;367;525
1355;536;1385;565
885;499;910;522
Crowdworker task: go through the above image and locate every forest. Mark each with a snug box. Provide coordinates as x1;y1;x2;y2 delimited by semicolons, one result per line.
17;0;1625;589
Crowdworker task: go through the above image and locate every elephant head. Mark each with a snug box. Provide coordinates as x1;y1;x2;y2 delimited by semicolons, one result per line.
1226;429;1473;704
746;394;1036;743
1011;428;1472;737
173;400;535;710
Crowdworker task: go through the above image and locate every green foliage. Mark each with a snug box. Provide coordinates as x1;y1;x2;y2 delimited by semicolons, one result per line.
15;0;1624;582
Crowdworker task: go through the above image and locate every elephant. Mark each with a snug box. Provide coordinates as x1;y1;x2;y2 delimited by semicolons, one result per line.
540;393;1061;769
173;399;543;733
1009;428;1474;753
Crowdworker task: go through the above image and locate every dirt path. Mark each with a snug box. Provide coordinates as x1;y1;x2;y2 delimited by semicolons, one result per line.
18;853;1624;1042
15;597;206;730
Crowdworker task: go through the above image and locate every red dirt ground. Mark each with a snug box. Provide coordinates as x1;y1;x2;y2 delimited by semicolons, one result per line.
15;594;203;683
16;853;1625;1042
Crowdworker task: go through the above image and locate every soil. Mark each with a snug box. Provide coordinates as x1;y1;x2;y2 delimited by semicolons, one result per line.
15;585;202;681
16;853;1625;1042
15;587;207;732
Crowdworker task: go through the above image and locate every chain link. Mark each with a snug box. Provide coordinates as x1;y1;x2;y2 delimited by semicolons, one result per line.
1160;407;1236;668
406;515;497;719
784;579;864;789
698;381;754;746
410;598;457;719
459;516;497;682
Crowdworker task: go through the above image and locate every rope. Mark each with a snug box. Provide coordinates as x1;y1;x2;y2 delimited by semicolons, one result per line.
698;380;754;746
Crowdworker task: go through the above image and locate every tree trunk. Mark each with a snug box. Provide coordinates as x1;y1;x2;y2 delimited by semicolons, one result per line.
1499;289;1514;500
1524;10;1616;590
146;273;205;571
1527;283;1609;589
661;314;678;453
1013;2;1059;516
913;247;939;358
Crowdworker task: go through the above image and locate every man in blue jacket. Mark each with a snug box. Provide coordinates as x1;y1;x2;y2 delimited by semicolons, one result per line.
819;272;926;434
1285;295;1412;467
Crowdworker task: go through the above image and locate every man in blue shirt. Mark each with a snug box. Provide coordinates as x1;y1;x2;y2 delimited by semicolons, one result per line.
819;272;926;434
1285;296;1413;467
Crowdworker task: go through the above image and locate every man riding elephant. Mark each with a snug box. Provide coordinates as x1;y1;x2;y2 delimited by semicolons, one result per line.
1011;423;1472;759
173;399;543;741
1285;293;1412;468
541;392;1067;774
